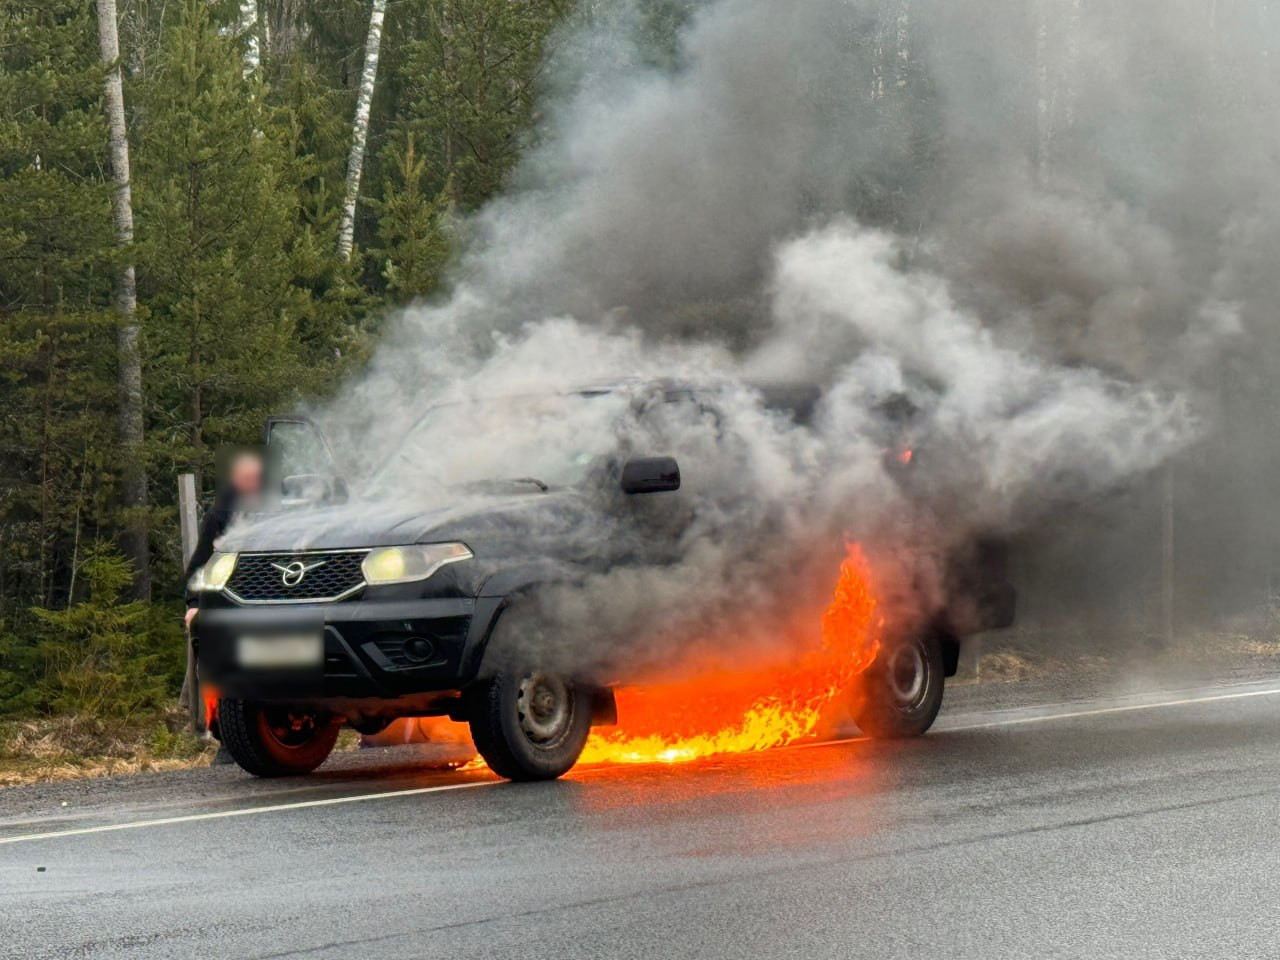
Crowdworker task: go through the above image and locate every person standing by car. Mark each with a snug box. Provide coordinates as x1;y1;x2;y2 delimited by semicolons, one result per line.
183;450;263;756
184;450;264;618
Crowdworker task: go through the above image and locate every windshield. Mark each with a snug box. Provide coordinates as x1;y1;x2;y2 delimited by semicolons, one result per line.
363;392;633;499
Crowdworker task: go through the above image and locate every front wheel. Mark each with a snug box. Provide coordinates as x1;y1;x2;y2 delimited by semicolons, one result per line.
467;670;591;781
217;698;341;777
853;631;945;739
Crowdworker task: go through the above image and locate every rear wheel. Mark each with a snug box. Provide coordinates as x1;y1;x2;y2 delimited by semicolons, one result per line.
218;698;341;777
853;631;945;739
467;670;591;781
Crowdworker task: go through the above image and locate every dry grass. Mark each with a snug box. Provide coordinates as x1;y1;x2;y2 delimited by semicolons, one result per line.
967;615;1280;688
0;708;365;789
977;650;1053;683
0;705;216;789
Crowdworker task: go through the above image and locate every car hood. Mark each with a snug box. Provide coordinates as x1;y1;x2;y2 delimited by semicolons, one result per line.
218;491;590;554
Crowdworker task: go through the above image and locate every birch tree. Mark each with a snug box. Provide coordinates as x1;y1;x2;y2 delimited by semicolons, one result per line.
1034;0;1053;181
95;0;149;598
1063;0;1082;130
1035;0;1084;182
871;0;910;102
337;0;388;262
892;0;911;92
238;0;261;77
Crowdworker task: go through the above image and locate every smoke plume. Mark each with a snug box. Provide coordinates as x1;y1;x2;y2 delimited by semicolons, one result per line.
272;0;1280;671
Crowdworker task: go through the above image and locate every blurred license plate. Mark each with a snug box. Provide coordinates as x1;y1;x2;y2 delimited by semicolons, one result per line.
237;633;323;669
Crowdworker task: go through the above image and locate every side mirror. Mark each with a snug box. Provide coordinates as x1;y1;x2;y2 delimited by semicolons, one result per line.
620;457;681;495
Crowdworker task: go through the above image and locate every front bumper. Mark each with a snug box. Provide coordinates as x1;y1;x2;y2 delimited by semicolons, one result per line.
194;594;504;702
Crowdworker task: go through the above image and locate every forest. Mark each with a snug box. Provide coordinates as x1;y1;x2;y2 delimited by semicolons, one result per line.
5;0;1280;746
0;0;593;723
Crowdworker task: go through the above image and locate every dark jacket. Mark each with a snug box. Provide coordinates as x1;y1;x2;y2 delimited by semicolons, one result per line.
183;487;238;607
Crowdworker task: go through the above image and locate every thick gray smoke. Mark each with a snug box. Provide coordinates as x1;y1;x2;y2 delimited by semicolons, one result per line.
275;0;1280;672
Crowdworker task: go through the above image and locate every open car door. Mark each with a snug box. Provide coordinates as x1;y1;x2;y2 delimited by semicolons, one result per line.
263;415;348;506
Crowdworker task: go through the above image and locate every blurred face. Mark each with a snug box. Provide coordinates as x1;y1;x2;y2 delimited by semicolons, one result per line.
229;453;263;498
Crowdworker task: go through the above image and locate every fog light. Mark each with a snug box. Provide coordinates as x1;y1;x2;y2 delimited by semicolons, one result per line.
404;637;434;663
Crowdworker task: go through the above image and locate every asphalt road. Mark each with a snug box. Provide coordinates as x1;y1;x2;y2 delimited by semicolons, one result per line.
3;677;1280;959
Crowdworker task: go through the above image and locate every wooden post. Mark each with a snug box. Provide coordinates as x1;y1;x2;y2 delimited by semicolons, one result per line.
178;474;205;733
179;474;198;566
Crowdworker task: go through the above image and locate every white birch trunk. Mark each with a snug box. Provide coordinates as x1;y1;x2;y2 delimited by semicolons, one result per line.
96;0;149;598
1034;0;1053;182
239;0;261;77
893;0;911;89
1063;0;1082;130
873;1;910;104
871;15;888;101
337;0;388;262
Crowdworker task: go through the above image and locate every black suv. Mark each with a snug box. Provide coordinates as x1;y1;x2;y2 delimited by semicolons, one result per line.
193;381;1014;781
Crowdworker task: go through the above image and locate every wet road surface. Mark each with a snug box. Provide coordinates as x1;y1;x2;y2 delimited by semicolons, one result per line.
2;678;1279;959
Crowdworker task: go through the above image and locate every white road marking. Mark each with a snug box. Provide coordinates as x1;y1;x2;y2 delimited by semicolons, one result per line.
941;684;1280;733
785;683;1280;750
0;780;495;847
3;683;1279;847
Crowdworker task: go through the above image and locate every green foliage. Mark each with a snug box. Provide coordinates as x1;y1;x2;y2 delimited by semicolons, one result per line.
394;0;563;212
0;0;120;617
0;311;119;611
147;722;208;759
135;0;349;455
369;135;452;299
0;545;183;720
0;0;576;723
0;0;114;310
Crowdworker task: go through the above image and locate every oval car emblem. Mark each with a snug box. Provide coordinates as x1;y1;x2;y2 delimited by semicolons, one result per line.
269;558;328;587
281;561;308;586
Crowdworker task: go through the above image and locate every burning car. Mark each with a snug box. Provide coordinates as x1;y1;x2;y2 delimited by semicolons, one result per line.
192;380;1014;781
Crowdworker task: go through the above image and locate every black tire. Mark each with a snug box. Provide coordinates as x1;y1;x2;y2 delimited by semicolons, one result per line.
467;670;591;782
853;631;945;739
217;698;341;777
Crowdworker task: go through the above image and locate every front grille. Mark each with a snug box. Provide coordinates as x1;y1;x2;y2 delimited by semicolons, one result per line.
226;551;367;603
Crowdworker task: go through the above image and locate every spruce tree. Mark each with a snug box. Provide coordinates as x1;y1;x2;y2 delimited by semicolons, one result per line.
369;134;451;301
133;0;349;479
396;0;563;212
0;0;119;612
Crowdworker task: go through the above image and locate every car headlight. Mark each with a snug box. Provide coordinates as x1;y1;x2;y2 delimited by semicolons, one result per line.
362;543;472;586
197;552;238;591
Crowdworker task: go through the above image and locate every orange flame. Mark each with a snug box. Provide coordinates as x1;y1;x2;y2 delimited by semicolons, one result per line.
578;543;880;766
202;683;220;731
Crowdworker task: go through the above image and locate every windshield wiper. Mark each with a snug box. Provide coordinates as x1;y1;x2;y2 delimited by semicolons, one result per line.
508;477;549;491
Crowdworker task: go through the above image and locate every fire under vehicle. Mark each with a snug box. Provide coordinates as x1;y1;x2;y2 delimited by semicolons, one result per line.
192;380;1015;781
